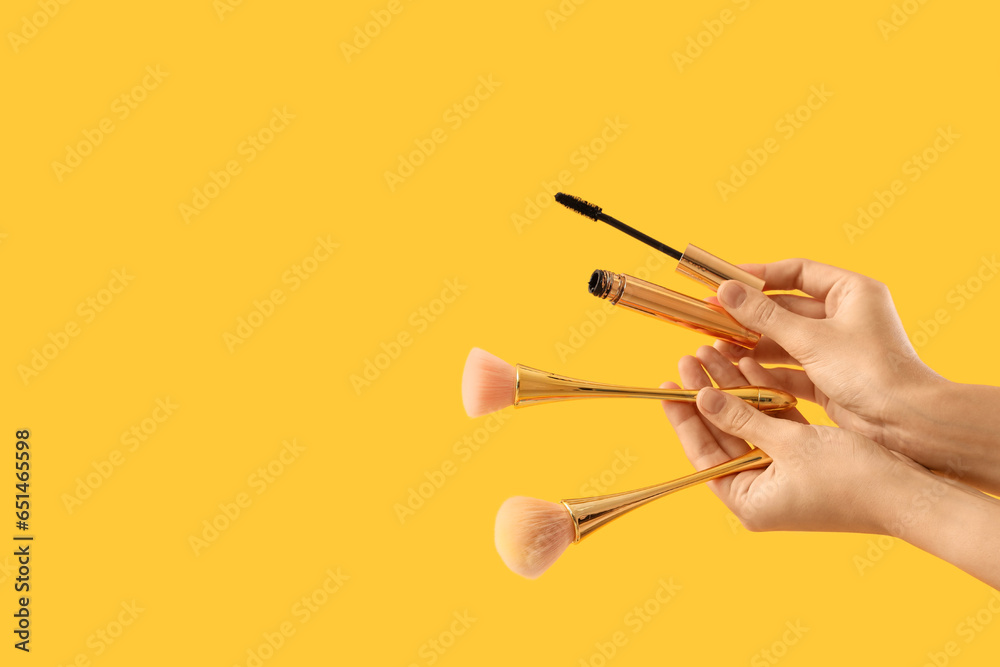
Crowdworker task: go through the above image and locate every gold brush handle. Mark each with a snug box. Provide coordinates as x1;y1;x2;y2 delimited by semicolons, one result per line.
625;386;791;412
515;364;797;413
562;449;773;542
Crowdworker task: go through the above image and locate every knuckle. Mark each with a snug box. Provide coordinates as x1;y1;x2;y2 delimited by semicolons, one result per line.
768;294;791;310
859;276;890;298
810;424;834;447
750;294;778;328
727;404;755;434
796;425;831;459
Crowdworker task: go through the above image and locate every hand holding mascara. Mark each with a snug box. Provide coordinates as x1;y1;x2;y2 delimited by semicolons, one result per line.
708;258;1000;496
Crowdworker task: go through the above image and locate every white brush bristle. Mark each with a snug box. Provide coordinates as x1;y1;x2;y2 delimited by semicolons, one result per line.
461;348;516;418
494;496;575;579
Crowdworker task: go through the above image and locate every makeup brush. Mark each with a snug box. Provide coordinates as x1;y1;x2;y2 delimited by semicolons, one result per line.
554;193;765;291
495;448;772;578
461;347;795;418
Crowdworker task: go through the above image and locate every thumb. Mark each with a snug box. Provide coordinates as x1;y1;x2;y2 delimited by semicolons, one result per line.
696;387;801;453
716;280;815;359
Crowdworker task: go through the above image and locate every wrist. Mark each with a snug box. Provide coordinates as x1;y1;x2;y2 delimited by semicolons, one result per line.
879;462;949;540
883;464;1000;587
885;373;953;458
888;378;1000;494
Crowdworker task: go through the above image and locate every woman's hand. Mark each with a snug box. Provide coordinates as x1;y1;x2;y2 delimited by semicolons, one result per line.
662;346;1000;589
660;346;915;534
709;258;1000;493
712;259;938;445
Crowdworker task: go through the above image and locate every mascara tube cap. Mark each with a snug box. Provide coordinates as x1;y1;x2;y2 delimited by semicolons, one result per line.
677;244;765;292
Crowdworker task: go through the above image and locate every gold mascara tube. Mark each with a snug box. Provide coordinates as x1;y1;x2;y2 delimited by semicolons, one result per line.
588;269;760;349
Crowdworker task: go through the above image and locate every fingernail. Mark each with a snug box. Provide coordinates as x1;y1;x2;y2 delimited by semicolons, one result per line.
718;281;746;309
699;388;726;414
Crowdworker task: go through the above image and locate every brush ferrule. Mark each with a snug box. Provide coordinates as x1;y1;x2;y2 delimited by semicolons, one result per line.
514;365;639;405
561;501;582;543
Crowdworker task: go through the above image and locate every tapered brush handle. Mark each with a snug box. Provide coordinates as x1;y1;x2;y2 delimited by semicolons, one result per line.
615;387;785;410
650;448;773;495
514;365;797;413
562;449;772;541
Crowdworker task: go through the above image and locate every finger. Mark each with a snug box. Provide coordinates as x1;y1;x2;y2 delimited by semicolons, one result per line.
714;337;801;367
737;357;817;403
768;294;827;319
710;292;825;319
678;353;713;389
736;358;811;425
679;355;751;459
694;347;800;425
735;263;766;279
659;381;733;472
661;381;756;503
752;258;855;299
717;281;818;362
695;345;746;388
696;387;806;455
676;356;762;501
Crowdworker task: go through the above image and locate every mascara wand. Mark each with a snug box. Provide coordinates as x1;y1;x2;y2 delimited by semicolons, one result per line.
554;192;764;291
554;193;682;260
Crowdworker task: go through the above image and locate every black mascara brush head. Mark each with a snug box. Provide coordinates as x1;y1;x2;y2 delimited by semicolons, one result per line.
555;193;602;221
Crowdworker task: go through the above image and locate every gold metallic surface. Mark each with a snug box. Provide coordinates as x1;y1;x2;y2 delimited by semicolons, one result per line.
563;448;772;542
677;244;766;292
514;365;795;413
588;270;760;349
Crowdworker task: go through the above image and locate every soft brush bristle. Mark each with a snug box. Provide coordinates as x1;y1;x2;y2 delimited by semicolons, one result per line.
555;192;602;221
461;348;516;418
495;496;575;579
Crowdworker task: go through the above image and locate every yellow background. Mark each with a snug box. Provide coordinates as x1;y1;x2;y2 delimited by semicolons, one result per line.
3;0;999;664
